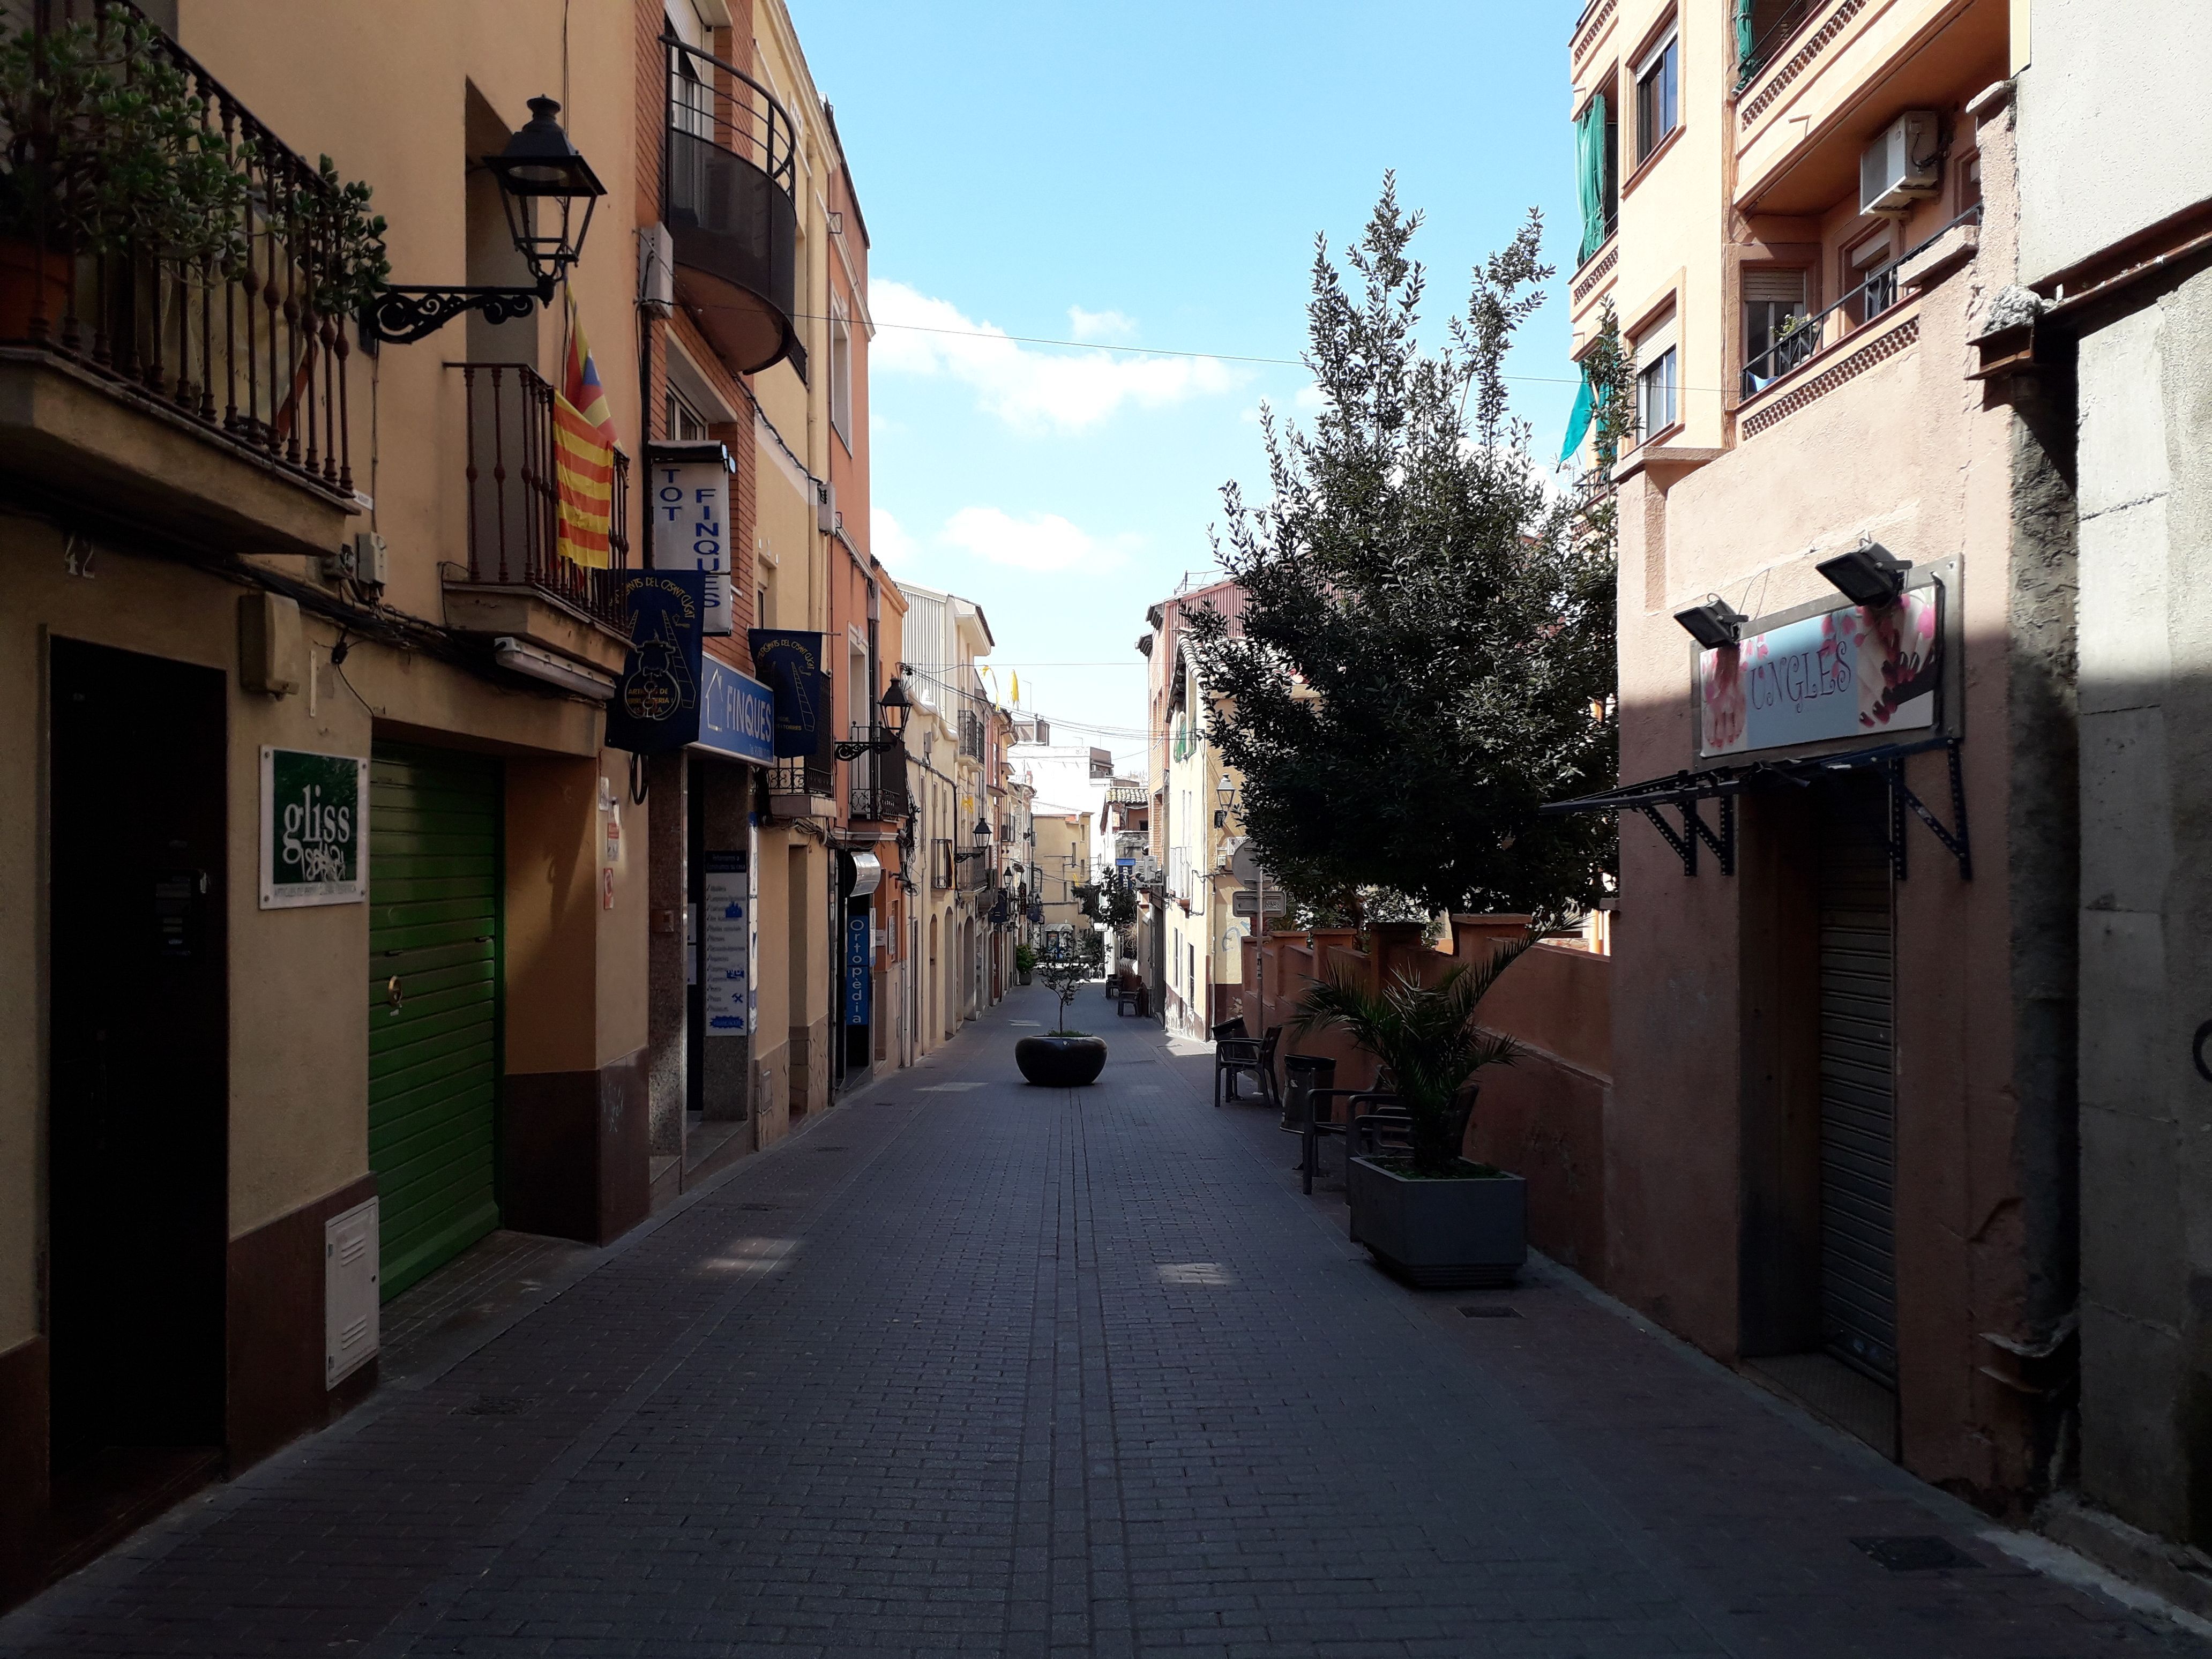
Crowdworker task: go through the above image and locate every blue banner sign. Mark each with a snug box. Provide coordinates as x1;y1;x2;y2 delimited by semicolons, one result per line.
604;571;704;756
697;655;777;766
844;911;871;1028
747;629;831;758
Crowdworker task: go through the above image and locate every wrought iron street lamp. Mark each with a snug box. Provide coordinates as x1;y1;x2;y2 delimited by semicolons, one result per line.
954;816;993;863
365;96;606;345
833;679;911;760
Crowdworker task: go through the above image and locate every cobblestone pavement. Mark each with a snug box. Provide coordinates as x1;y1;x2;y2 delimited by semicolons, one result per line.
5;988;2206;1659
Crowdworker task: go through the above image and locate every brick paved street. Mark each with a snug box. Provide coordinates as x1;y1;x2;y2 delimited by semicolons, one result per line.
3;988;2204;1659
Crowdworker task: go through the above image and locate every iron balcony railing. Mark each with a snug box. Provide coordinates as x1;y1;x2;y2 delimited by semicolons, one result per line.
0;0;361;499
771;753;833;799
1735;0;1820;93
846;727;911;822
455;363;631;629
959;855;992;893
1738;206;1982;400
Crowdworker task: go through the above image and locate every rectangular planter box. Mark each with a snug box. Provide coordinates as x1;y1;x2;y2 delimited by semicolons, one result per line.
1347;1157;1527;1288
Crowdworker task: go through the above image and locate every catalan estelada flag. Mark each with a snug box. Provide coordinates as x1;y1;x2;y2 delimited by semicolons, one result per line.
555;293;616;569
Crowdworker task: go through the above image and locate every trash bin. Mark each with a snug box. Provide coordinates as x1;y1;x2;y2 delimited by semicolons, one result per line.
1281;1053;1336;1132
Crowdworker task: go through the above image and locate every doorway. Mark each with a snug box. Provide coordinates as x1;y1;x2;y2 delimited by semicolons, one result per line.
1815;780;1899;1385
48;639;228;1511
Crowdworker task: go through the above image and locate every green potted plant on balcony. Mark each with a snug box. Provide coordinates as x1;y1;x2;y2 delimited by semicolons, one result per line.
0;5;245;328
1016;929;1107;1087
1294;924;1541;1286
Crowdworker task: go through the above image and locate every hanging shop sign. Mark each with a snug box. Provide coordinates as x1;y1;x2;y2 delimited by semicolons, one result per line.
604;570;704;754
646;441;734;636
844;911;872;1028
259;746;368;909
1697;588;1941;759
697;655;778;766
747;628;831;758
701;849;753;1036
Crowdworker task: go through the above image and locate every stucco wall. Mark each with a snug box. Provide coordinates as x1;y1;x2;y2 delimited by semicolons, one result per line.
2069;264;2212;1545
2015;0;2212;286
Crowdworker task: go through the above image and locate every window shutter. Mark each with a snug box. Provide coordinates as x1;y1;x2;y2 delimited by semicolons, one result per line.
1744;268;1807;304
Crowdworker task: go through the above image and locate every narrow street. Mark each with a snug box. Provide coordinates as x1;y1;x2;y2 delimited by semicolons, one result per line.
0;990;2196;1659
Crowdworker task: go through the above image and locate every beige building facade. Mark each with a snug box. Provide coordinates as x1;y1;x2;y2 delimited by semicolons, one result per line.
1560;0;2077;1507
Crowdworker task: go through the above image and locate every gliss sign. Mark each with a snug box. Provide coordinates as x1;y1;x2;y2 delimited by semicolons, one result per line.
259;746;369;908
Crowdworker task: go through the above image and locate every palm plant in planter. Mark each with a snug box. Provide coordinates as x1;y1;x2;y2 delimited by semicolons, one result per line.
1015;930;1107;1087
1295;926;1542;1285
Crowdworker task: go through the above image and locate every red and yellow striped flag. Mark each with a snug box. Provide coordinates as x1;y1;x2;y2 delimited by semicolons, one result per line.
553;392;614;569
554;293;617;569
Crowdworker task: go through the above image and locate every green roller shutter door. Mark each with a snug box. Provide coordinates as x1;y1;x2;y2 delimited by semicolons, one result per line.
369;744;503;1301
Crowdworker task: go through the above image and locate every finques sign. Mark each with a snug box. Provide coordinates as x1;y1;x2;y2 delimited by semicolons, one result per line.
1697;587;1941;759
260;747;369;908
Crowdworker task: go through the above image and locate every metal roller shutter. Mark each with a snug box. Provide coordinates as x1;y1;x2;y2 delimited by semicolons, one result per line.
368;744;502;1301
1817;791;1897;1384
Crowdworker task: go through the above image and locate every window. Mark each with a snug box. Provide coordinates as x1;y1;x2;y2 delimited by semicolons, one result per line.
1846;234;1897;326
1635;28;1678;160
1742;268;1810;394
665;385;709;442
1573;89;1620;263
1634;310;1678;441
829;298;853;447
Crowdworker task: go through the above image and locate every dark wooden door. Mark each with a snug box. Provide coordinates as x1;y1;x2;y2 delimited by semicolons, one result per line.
48;639;228;1473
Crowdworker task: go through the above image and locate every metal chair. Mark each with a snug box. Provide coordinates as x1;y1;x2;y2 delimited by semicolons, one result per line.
1214;1023;1280;1109
1299;1088;1396;1195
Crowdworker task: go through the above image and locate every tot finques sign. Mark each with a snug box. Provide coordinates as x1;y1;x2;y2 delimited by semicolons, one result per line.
1697;589;1941;759
259;747;369;908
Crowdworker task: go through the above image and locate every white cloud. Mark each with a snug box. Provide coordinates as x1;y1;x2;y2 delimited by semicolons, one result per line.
1293;383;1327;412
938;506;1132;574
871;279;1242;431
1067;304;1137;343
871;505;917;566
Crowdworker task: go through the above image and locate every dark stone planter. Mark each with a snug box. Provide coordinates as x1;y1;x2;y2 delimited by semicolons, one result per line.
1346;1157;1526;1287
1015;1034;1107;1086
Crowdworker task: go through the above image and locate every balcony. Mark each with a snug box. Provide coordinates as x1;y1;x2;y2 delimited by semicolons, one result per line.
931;839;954;892
769;752;835;820
1735;206;1976;440
847;729;912;823
0;8;360;557
449;364;632;681
958;855;992;894
1734;0;2008;215
664;36;798;376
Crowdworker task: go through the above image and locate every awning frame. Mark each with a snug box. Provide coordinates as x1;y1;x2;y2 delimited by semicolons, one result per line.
1542;735;1970;880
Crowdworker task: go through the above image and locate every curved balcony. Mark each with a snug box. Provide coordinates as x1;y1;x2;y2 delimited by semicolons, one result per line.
663;37;798;376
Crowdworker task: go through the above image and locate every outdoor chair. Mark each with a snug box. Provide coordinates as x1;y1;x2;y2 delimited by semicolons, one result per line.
1294;1089;1396;1195
1214;1023;1280;1109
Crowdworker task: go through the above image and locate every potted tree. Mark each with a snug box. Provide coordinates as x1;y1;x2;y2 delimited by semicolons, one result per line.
1016;929;1107;1086
1013;941;1036;987
1295;926;1540;1286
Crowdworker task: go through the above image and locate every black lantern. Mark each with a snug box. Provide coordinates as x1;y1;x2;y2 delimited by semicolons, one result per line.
954;814;993;863
483;96;606;293
364;95;606;346
834;678;912;760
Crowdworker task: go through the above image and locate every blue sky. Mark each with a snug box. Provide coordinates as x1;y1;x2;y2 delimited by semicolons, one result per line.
793;1;1583;773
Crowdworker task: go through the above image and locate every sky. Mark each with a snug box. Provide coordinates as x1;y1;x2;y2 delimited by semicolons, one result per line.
790;1;1584;778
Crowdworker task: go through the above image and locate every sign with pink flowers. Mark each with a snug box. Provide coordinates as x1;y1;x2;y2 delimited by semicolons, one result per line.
1697;589;1941;758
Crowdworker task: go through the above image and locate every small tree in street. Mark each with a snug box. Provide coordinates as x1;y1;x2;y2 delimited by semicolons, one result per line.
1186;179;1621;922
1035;928;1105;1036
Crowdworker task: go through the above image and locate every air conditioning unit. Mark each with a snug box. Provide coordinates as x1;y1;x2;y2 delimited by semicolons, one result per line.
1860;111;1940;215
637;223;674;317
